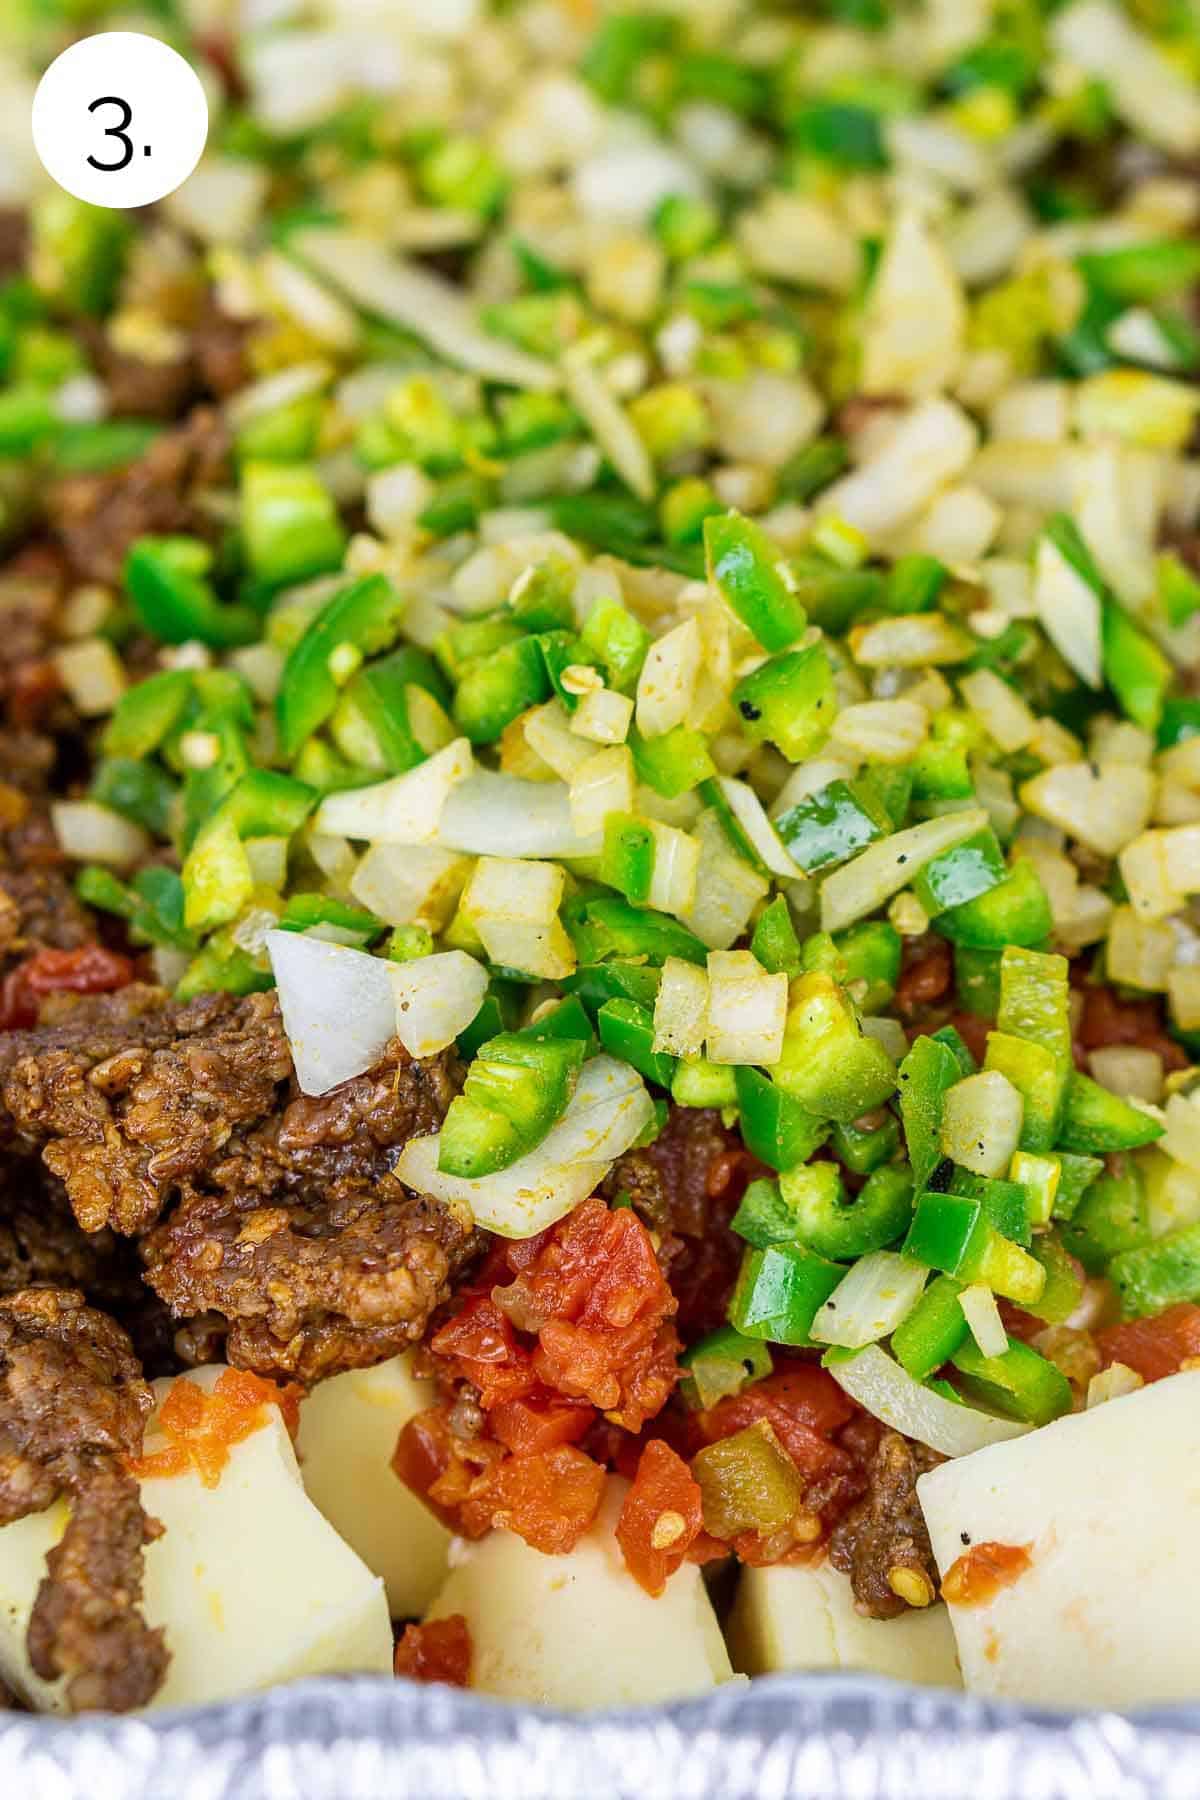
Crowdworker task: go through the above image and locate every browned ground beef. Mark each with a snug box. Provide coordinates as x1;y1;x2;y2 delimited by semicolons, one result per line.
0;733;97;978
829;1426;942;1619
0;1287;167;1711
1;987;478;1379
45;406;230;586
79;301;251;420
0;211;28;278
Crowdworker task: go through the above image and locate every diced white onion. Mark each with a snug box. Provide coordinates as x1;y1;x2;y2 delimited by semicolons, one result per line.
51;638;126;717
388;951;488;1059
1051;0;1200;155
705;950;788;1066
653;957;709;1059
569;747;635;839
1086;1363;1145;1409
396;1056;655;1238
860;209;968;401
811;1254;928;1351
714;777;803;880
818;399;978;540
941;1071;1024;1178
958;1285;1009;1360
645;819;701;916
51;801;149;871
315;740;473;844
1033;535;1103;689
1089;1046;1164;1105
436;771;602;860
244;837;288;891
850;615;972;669
461;856;573;980
828;1344;1030;1459
266;932;396;1097
819;807;989;933
570;687;634;746
1021;762;1155;858
636;619;702;740
295;230;558;390
959;668;1037;754
350;844;472;931
563;355;655;504
678;808;770;949
524;700;595;782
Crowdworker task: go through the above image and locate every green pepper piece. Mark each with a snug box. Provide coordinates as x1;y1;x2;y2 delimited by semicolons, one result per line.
0;386;58;454
1102;600;1171;735
734;1066;829;1172
903;1192;1045;1305
898;1035;962;1192
601;814;657;905
948;1169;1031;1246
564;961;661;1018
235;393;323;464
911;828;1006;917
570;896;707;967
1110;1221;1200;1319
1159;697;1200;749
704;511;808;653
951;1337;1072;1427
732;644;836;762
930;1024;977;1078
629;724;715;798
454;636;549;744
578;595;650;694
731;1177;803;1249
280;893;383;938
182;811;254;934
860;764;912;829
890;1274;967;1382
175;934;275;1001
597;997;676;1087
456;982;521;1060
505;557;576;633
955;944;1002;1018
76;865;135;919
835;919;901;1013
1057;1072;1165;1153
129;866;193;951
1077;240;1200;304
241;461;346;588
387;926;435;964
438;617;525;683
679;1327;773;1411
517;996;595;1046
774;777;891;874
830;1112;900;1175
438;1033;587;1178
775;437;849;505
277;574;406;760
89;756;176;839
938;859;1052;949
221;769;316;839
775;972;898;1124
780;1161;914;1260
31;192;130;316
884;553;948;615
1158;552;1200;630
101;669;193;759
1061;1164;1150;1275
125;537;259;649
751;897;803;978
728;1243;844;1346
339;646;450;775
672;1056;738;1108
1025;1234;1085;1325
1052;1150;1104;1222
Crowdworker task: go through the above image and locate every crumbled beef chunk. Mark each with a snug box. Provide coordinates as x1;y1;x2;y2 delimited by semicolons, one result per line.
0;1287;167;1711
94;346;195;422
44;406;230;586
0;731;98;991
190;299;253;400
0;545;72;734
605;1106;753;1339
2;988;477;1379
0;211;28;279
828;1428;942;1618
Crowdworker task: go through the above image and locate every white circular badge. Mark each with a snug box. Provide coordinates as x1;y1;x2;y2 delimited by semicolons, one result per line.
32;32;209;210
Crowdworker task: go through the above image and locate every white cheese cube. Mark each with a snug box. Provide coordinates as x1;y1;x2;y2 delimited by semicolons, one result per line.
726;1562;960;1688
918;1370;1200;1707
296;1351;451;1618
424;1479;734;1708
0;1366;393;1712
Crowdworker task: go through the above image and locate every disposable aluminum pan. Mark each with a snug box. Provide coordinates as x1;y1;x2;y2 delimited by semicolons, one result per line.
2;1674;1199;1800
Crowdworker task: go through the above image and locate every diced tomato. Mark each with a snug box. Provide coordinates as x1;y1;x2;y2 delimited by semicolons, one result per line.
692;1360;857;1477
429;1294;535;1410
0;943;135;1031
125;1367;295;1489
392;1406;504;1534
494;1199;681;1431
895;935;952;1016
489;1390;595;1456
460;1443;606;1554
941;1541;1033;1607
393;1616;472;1688
616;1439;704;1597
1096;1303;1200;1383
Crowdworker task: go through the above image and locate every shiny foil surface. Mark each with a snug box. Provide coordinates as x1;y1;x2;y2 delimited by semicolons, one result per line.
2;1674;1199;1800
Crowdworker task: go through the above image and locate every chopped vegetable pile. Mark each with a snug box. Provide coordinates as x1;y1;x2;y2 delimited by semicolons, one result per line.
5;0;1200;1714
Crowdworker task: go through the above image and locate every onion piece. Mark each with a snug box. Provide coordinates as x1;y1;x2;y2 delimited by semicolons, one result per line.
435;771;603;859
819;807;989;933
714;777;803;880
705;949;788;1066
563;355;655;503
314;740;473;844
266;931;396;1098
828;1344;1030;1459
653;957;709;1058
1033;534;1102;689
395;1056;655;1237
958;1284;1009;1360
51;801;149;871
811;1254;928;1352
294;230;558;391
388;951;488;1059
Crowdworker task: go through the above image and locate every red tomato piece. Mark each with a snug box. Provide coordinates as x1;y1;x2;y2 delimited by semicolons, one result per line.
429;1293;536;1410
1096;1303;1200;1383
0;943;135;1031
616;1438;704;1597
393;1615;472;1687
488;1390;594;1456
460;1443;605;1555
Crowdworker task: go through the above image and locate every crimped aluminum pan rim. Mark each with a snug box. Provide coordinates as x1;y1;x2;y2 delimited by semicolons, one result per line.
2;1672;1199;1800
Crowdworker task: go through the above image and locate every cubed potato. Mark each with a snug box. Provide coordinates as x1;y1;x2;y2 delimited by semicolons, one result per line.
726;1562;960;1688
424;1478;734;1707
918;1370;1200;1707
295;1351;451;1617
0;1366;392;1712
